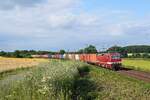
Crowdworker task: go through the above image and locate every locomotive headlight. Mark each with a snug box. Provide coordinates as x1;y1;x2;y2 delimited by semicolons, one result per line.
107;62;121;64
117;61;121;64
107;62;113;64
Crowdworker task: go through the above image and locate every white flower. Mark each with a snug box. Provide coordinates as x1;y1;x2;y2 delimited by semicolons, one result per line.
41;77;46;82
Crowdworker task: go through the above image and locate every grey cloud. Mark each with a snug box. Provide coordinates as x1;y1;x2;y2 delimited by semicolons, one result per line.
0;0;44;10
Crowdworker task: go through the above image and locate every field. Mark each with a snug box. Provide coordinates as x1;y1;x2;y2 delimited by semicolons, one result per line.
0;57;48;73
0;58;150;100
123;58;150;72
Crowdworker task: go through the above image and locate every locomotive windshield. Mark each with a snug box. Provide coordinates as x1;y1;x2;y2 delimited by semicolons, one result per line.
112;55;120;59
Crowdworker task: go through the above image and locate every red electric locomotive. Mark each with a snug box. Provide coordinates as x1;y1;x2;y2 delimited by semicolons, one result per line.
97;53;122;70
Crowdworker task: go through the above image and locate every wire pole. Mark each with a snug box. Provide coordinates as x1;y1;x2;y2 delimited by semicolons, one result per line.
67;49;69;54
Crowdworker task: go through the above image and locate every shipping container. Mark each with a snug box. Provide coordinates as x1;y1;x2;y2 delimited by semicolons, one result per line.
48;54;51;58
80;54;86;61
56;54;60;59
68;54;72;60
51;55;54;58
63;54;66;59
75;54;80;60
32;55;41;58
71;54;75;60
59;54;64;59
32;54;50;58
41;54;49;58
82;54;97;63
64;54;70;59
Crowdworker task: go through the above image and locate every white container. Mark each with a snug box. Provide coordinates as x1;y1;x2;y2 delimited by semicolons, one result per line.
75;54;80;60
68;54;72;59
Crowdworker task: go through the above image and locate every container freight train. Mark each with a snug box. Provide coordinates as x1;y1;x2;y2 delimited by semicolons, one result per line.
32;53;122;70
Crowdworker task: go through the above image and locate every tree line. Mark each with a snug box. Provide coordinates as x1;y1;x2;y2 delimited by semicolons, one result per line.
0;45;150;58
0;50;54;58
107;45;150;58
0;49;68;58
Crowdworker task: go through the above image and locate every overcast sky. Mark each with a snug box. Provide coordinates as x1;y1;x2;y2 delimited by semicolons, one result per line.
0;0;150;51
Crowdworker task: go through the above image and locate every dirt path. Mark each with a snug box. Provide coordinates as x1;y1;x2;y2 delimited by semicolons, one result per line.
118;68;150;83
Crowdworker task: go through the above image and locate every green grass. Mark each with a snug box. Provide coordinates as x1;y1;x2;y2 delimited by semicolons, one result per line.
123;58;150;72
0;60;88;100
88;66;150;100
0;67;36;80
0;59;150;100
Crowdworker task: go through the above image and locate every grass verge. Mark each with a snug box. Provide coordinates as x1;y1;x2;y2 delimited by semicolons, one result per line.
0;59;150;100
123;58;150;72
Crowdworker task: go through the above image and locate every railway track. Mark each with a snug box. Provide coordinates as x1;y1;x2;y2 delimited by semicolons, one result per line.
117;68;150;83
92;64;150;83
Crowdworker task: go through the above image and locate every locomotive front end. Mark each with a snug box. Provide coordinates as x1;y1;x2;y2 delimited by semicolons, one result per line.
110;53;122;70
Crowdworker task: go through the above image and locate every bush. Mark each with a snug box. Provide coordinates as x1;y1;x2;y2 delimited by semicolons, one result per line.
77;66;90;74
131;53;142;58
142;53;150;58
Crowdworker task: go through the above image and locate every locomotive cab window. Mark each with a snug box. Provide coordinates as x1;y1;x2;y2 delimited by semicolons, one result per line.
112;55;120;59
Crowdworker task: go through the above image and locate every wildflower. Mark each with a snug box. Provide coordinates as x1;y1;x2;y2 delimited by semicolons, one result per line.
41;77;46;83
47;76;51;80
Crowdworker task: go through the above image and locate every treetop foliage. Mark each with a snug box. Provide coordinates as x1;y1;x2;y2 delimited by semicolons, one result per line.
78;45;97;54
59;49;66;54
